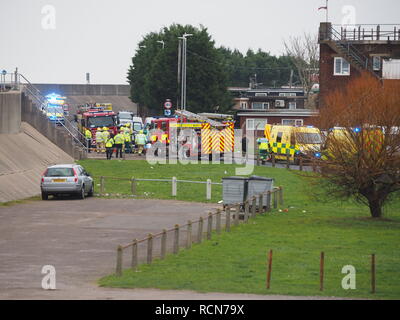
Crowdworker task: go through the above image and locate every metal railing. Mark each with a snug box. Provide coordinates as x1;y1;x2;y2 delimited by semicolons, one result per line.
333;24;400;41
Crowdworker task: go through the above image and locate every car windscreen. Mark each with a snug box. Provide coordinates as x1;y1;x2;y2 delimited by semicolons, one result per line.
133;122;142;131
47;107;64;114
296;132;323;144
87;116;115;128
45;168;75;177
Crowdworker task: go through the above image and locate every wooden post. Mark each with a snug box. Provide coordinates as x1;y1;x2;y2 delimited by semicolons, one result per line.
206;179;212;200
197;217;203;243
207;212;213;240
312;160;316;172
266;249;273;289
172;177;177;197
234;204;240;226
186;221;192;249
320;251;325;291
131;177;136;195
100;176;105;195
116;245;123;276
161;229;167;259
286;154;290;169
225;206;231;232
251;197;257;218
131;239;138;270
244;201;249;223
299;157;303;171
216;209;221;235
258;194;263;213
272;154;276;167
371;253;376;294
147;234;153;264
266;191;271;211
279;186;283;206
173;224;180;254
273;190;278;209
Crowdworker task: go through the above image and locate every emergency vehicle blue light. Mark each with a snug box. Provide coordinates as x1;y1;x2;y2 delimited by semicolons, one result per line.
315;152;321;158
307;125;314;128
353;127;361;133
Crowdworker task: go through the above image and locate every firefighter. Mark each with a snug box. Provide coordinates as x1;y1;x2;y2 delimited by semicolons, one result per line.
101;126;110;153
95;127;103;153
257;137;270;164
124;127;132;153
84;128;92;153
114;130;125;159
135;130;147;156
105;134;115;160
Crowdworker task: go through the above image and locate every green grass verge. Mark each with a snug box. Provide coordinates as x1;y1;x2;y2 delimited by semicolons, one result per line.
0;196;41;207
77;159;400;299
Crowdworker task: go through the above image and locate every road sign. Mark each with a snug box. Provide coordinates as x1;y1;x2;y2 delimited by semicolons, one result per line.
164;109;171;116
164;100;172;109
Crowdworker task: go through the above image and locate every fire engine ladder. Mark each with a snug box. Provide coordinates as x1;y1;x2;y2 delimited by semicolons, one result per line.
175;109;227;127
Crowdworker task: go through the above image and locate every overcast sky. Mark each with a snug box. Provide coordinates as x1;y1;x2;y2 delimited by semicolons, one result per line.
1;0;399;84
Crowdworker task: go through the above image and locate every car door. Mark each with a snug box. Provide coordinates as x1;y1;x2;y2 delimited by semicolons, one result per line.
78;166;92;192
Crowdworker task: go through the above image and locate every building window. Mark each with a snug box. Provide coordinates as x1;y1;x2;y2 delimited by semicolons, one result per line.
282;119;303;126
279;92;296;97
288;102;297;110
334;57;350;76
252;102;269;109
246;118;267;130
255;93;267;97
373;56;381;71
240;102;248;109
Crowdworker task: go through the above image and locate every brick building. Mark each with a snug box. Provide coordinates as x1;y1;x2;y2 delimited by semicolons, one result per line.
318;22;400;107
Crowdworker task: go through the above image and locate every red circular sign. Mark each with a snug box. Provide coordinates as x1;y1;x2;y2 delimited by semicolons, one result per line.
164;101;172;109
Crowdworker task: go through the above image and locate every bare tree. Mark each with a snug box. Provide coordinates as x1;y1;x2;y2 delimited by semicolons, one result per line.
284;33;319;97
299;73;400;218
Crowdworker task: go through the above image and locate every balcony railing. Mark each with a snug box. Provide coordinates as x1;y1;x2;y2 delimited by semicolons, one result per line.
333;24;400;41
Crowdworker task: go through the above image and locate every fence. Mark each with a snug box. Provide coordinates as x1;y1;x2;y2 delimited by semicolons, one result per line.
115;186;283;276
255;153;318;172
95;176;222;201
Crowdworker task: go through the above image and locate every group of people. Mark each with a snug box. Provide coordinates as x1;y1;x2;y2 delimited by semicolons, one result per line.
84;123;148;160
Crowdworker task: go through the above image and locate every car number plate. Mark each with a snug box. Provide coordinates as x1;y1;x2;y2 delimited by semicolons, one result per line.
52;179;66;182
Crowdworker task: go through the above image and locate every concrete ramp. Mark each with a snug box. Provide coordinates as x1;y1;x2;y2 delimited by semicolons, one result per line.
0;122;74;202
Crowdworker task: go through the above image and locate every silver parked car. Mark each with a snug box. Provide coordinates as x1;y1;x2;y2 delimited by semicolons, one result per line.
40;164;94;200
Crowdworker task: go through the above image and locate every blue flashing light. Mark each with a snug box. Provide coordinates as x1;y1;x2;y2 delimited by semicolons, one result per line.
353;127;361;133
315;152;321;158
307;125;314;128
295;150;301;155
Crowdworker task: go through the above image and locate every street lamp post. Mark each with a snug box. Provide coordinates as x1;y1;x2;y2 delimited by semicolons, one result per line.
178;33;192;110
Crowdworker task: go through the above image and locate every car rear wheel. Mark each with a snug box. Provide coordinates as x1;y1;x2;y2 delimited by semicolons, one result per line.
41;192;48;200
78;185;85;199
88;184;94;197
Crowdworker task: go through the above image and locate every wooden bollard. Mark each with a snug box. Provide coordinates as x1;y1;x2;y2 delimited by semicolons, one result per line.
116;245;123;276
244;201;249;223
100;176;105;195
173;224;180;254
207;212;213;240
147;233;153;264
273;190;278;209
131;239;138;270
161;229;167;259
251;197;257;218
266;191;271;211
258;194;263;213
131;178;136;195
234;204;240;226
299;157;303;171
186;221;192;249
279;186;284;206
197;217;203;243
266;249;273;289
216;209;221;235
272;154;276;167
320;252;325;291
371;253;376;294
286;154;290;169
225;207;231;232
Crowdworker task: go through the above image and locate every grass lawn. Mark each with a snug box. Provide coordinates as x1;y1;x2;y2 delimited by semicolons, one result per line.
78;160;400;299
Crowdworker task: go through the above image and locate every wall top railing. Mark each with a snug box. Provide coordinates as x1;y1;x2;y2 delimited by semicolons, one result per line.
331;24;400;42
